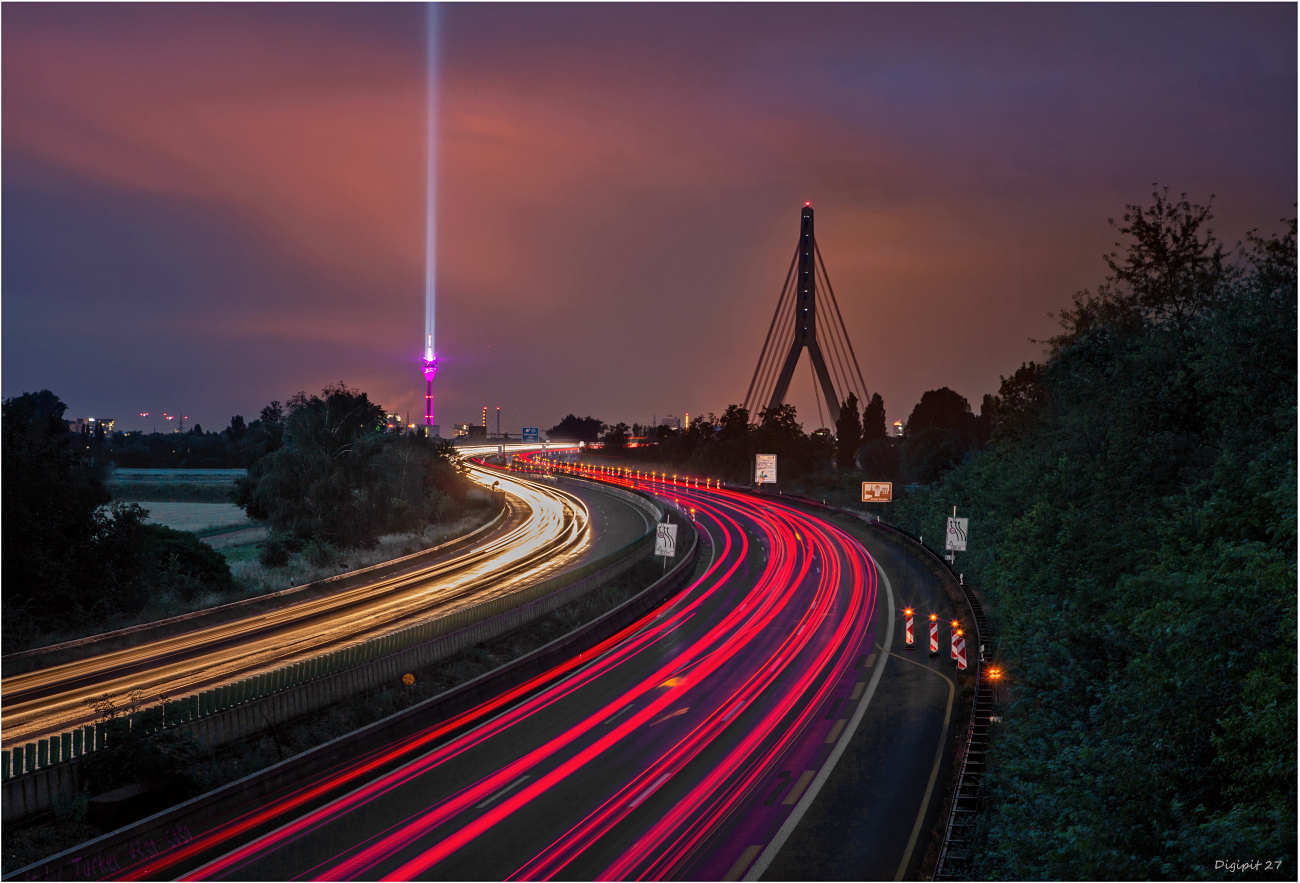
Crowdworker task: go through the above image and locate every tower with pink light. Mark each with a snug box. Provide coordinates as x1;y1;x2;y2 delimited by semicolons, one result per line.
421;3;440;433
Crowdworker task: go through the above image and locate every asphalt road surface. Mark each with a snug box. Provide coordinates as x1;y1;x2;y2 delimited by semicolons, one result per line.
103;475;956;881
1;457;652;748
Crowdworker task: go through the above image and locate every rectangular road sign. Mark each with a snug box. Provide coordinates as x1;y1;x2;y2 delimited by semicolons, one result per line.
522;427;539;442
756;454;777;484
861;481;892;503
945;517;968;552
654;522;679;557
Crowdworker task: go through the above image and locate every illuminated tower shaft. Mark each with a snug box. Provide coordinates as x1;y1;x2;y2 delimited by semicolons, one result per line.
422;3;441;428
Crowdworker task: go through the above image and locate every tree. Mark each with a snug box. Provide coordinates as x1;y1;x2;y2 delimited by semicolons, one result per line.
904;387;976;437
2;391;150;642
235;385;470;549
861;392;887;441
603;422;631;450
890;193;1296;878
547;414;605;442
857;439;900;481
834;392;862;469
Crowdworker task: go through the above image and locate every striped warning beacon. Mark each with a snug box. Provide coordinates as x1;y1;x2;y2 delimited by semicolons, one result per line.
955;629;968;670
904;608;915;649
929;613;939;657
950;619;960;661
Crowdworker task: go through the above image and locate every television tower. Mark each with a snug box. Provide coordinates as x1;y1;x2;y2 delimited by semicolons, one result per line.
421;3;441;433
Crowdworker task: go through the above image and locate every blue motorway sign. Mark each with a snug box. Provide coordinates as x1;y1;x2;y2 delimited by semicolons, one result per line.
522;427;539;442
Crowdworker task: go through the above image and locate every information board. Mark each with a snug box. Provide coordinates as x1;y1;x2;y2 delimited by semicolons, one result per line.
654;522;679;557
945;517;969;552
861;482;893;503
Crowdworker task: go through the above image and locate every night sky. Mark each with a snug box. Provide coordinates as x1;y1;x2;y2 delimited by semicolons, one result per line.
4;3;1294;435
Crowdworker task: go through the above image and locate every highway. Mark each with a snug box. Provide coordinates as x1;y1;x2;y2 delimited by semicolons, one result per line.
1;448;616;748
105;479;893;881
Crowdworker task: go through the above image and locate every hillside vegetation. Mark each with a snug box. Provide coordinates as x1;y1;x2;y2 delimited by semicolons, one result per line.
893;191;1296;878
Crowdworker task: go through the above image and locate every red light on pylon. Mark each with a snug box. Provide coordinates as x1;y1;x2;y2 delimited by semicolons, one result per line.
804;201;811;207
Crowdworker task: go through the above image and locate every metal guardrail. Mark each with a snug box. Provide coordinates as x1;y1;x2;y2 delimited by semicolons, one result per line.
717;485;994;880
1;484;661;786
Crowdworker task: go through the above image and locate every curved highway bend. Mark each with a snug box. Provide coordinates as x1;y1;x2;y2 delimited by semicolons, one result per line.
1;451;642;748
97;482;897;881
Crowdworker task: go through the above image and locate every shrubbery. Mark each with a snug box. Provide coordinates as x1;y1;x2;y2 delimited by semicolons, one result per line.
234;383;479;550
892;191;1296;877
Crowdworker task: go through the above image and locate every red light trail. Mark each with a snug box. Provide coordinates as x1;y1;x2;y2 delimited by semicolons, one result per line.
119;464;881;882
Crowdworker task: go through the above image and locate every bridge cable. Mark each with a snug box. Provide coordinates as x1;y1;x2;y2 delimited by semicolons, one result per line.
743;244;799;415
751;272;797;418
816;257;861;406
814;259;857;409
815;241;870;403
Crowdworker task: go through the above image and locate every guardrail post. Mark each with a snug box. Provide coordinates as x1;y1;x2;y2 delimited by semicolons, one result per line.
1;750;9;781
61;732;72;762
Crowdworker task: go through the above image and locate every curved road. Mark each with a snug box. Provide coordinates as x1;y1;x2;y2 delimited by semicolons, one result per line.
107;480;894;881
2;456;612;747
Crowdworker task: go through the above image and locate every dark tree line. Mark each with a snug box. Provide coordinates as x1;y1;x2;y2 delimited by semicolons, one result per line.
2;392;233;647
234;383;480;553
891;190;1296;877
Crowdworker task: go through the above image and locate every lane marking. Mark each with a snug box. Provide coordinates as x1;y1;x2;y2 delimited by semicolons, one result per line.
865;652;878;668
763;772;792;806
723;846;764;882
782;770;815;805
606;704;633;726
649;707;689;727
745;555;896;881
849;681;865;701
824;719;846;743
475;775;530;809
629;773;670;808
889;650;956;882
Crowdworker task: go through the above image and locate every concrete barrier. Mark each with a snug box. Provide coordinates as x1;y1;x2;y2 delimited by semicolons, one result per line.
2;504;510;677
2;479;662;824
5;503;698;882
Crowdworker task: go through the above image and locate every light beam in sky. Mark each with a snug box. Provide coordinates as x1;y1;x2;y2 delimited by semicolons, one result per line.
422;2;440;429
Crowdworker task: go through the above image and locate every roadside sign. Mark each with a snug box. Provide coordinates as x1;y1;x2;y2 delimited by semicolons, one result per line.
945;517;968;552
861;481;892;503
654;522;679;557
522;427;539;442
756;454;777;484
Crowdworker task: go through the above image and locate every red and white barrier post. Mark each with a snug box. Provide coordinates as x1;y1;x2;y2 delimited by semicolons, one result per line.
929;614;939;657
955;629;967;670
904;608;915;649
950;620;960;662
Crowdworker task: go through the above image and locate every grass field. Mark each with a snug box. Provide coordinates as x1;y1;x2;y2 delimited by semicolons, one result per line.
133;502;253;533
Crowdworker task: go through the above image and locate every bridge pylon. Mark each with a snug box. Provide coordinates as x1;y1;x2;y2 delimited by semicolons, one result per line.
743;203;869;427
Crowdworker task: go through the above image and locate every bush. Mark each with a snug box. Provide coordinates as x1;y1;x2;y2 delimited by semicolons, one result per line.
140;525;233;601
258;538;289;568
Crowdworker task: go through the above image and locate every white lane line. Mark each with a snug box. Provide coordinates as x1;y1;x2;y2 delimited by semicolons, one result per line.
475;775;531;809
629;773;670;808
744;555;896;881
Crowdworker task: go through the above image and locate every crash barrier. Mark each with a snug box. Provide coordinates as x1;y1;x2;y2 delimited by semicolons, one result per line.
2;480;661;821
723;485;994;880
5;503;698;882
1;502;510;678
